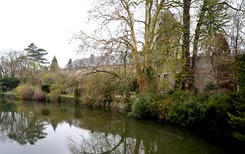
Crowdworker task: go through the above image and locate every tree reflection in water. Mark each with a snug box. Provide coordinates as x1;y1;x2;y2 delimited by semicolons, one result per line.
69;132;130;154
0;112;47;145
68;132;158;154
0;101;224;154
68;122;158;154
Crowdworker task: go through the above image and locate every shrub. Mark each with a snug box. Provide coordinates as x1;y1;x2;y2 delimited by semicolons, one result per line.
33;89;45;101
41;71;73;95
204;82;218;92
166;95;208;126
130;96;147;118
81;74;116;105
16;84;35;100
227;112;245;141
82;94;101;106
16;84;46;100
207;94;233;126
145;99;162;119
0;77;20;91
170;90;190;102
129;92;154;118
206;93;245;137
48;90;61;103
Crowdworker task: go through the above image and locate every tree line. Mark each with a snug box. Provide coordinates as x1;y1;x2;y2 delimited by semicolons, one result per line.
77;0;245;93
0;43;60;78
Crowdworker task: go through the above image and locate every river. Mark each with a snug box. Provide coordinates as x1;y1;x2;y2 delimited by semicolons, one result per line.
0;100;225;154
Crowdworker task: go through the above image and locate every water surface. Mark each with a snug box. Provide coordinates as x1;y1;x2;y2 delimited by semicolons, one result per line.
0;100;224;154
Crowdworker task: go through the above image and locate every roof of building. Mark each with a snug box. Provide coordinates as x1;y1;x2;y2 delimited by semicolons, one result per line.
65;54;132;69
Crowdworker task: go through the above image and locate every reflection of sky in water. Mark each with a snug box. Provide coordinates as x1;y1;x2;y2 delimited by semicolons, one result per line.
0;122;90;154
0;103;224;154
0;133;8;143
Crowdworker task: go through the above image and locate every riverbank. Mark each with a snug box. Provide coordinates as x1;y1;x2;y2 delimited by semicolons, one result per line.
1;91;244;154
0;92;130;112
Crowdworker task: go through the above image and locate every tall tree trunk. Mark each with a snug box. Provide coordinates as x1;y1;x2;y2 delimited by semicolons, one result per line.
143;0;164;92
132;47;148;92
182;0;191;90
144;0;151;68
191;0;208;90
235;20;240;55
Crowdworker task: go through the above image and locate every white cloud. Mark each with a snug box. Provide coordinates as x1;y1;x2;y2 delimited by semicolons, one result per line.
0;0;92;67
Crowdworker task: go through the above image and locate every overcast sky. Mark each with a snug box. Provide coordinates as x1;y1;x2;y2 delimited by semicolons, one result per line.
0;0;92;67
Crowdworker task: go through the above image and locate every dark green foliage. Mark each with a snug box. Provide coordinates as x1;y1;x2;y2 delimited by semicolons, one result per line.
129;97;146;118
127;90;244;141
204;82;218;92
129;92;154;118
169;90;190;102
0;77;20;91
236;54;245;96
174;72;187;90
166;95;208;126
41;85;50;93
129;77;139;92
143;66;157;92
205;94;234;134
161;92;245;140
227;112;245;140
24;43;48;64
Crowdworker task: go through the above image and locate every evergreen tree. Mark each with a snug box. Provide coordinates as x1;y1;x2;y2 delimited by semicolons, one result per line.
24;43;48;73
50;56;60;71
25;43;48;64
67;58;72;66
66;58;72;69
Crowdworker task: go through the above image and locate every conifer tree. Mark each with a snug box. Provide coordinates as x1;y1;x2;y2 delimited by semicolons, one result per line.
24;43;48;73
50;56;60;71
66;58;72;69
25;43;48;64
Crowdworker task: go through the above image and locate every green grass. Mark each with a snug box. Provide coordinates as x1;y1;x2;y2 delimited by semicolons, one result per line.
3;91;17;95
61;94;74;98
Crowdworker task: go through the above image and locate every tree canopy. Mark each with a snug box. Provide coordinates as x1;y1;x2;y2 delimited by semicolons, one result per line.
25;43;48;64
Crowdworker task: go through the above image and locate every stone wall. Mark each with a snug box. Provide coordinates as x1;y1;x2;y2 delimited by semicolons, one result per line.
194;56;235;92
194;57;216;92
67;56;234;93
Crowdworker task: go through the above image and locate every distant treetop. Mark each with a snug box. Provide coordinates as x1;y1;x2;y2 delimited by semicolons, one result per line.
50;56;60;71
24;43;48;64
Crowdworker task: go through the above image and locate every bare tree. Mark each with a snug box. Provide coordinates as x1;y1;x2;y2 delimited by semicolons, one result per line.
76;0;176;92
1;50;29;78
228;0;245;55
